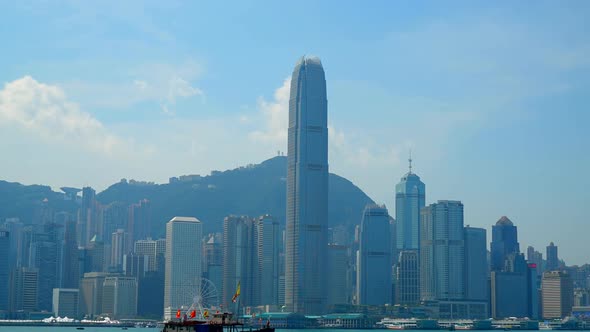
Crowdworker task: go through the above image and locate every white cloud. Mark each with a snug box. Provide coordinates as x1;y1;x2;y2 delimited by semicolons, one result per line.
248;77;291;147
0;76;125;155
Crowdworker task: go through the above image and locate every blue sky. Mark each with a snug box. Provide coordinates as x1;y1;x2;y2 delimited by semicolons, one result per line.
0;1;588;264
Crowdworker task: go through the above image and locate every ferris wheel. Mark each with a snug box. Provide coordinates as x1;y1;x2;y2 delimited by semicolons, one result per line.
182;277;220;320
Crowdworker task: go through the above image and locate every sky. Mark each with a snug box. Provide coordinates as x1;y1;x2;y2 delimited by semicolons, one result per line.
0;1;588;264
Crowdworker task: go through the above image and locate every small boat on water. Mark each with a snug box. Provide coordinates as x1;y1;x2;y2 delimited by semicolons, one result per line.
162;311;275;332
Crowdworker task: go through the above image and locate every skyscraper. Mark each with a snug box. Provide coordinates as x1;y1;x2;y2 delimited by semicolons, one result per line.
490;216;519;271
396;250;420;305
222;215;256;307
102;276;138;319
285;56;329;314
327;244;349;306
79;272;108;318
546;242;559;271
542;271;573;319
61;219;80;289
527;246;544;277
129;199;151;245
420;200;465;301
395;158;425;251
52;288;79;318
110;229;128;271
257;215;281;306
203;233;222;298
134;238;166;273
464;226;488;302
30;223;60;311
9;267;39;314
357;204;392;305
0;229;9;311
78;187;100;247
164;217;202;320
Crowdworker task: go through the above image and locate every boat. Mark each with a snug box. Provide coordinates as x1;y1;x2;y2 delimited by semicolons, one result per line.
162;311;275;332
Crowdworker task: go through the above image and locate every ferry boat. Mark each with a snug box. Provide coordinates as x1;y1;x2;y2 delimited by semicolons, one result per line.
162;311;275;332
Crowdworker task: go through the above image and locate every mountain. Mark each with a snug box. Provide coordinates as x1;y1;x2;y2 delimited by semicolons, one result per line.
97;156;375;236
0;180;78;224
0;156;375;237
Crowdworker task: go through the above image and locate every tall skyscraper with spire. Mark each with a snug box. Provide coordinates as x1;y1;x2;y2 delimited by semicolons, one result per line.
395;154;426;251
285;56;328;314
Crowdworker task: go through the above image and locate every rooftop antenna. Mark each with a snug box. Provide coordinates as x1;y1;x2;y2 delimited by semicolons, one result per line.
408;149;413;174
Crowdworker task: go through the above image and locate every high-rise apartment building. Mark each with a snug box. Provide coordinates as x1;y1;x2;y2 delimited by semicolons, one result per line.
102;276;137;319
490;216;519;271
542;271;573;319
420;200;465;301
546;242;559;271
257;215;281;306
52;288;79;318
395;159;425;251
357;204;392;305
164;217;202;320
285;56;329;314
396;250;420;305
464;226;488;302
222;215;256;307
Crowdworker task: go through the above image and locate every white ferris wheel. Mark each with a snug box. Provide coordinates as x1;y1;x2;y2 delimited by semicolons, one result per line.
181;277;220;320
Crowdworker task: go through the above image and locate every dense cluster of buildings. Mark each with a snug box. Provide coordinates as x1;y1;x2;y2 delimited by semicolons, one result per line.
0;56;587;322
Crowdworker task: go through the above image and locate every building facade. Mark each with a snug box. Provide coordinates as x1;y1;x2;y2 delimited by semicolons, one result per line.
490;216;519;272
327;244;349;306
285;56;329;314
395;164;426;251
222;215;256;308
134;238;166;273
357;204;392;305
257;215;281;306
9;267;39;314
464;226;488;302
546;242;559;271
396;250;420;305
79;272;108;318
0;229;9;311
542;271;573;319
102;276;137;319
420;200;465;301
52;288;79;318
164;217;202;320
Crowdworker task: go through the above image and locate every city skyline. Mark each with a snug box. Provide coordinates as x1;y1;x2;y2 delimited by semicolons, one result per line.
0;2;587;265
1;2;589;323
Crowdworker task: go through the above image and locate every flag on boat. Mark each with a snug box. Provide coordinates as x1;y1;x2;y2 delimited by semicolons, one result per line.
176;309;181;318
204;310;209;318
190;310;196;318
231;281;241;303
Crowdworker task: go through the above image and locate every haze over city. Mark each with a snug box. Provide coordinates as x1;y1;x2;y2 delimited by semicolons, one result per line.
0;1;588;266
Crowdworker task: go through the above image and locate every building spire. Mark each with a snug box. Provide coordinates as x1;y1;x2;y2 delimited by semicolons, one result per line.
408;149;413;174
